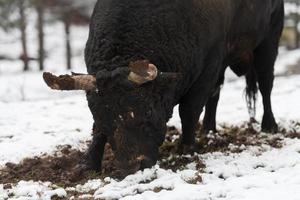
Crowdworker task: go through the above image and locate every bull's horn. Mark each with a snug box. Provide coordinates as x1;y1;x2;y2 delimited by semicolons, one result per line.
128;60;158;85
43;72;96;91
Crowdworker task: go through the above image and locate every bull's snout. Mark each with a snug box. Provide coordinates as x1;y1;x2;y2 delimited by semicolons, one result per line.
137;155;155;170
113;155;155;179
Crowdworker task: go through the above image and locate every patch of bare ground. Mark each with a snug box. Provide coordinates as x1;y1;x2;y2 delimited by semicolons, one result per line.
1;145;87;187
285;59;300;76
0;121;299;198
159;121;300;170
277;59;300;77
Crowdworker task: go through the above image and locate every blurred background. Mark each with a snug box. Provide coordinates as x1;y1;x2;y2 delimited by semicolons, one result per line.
0;0;299;102
0;0;299;73
0;0;96;74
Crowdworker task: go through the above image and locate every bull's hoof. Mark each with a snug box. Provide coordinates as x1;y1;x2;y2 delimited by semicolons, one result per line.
261;115;278;133
202;122;217;135
70;161;101;182
202;128;217;135
73;156;101;173
177;143;198;155
69;163;89;182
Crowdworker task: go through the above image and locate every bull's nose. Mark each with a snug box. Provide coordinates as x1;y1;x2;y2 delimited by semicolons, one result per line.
137;155;154;170
113;159;141;177
112;156;155;179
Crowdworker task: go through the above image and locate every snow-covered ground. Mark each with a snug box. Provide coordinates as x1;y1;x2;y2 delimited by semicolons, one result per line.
1;13;300;200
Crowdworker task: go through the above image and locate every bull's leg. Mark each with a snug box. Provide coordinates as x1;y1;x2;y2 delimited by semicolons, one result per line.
179;79;218;153
202;69;225;134
179;49;223;153
254;5;283;133
83;130;107;171
202;86;221;134
179;97;203;149
253;39;280;133
73;124;107;177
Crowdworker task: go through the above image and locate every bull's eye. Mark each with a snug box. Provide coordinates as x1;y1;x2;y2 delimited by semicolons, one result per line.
145;110;152;118
118;115;124;121
143;126;155;138
129;111;135;118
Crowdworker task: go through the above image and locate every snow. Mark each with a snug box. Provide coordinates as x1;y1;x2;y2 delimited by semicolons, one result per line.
0;96;91;166
87;138;300;200
285;3;300;15
1;181;67;200
1;7;300;200
275;48;300;75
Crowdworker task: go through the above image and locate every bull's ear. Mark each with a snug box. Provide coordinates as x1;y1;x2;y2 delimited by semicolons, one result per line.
153;71;182;89
158;72;182;82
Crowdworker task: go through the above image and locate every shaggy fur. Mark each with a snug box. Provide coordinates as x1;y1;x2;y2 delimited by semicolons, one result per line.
83;0;284;177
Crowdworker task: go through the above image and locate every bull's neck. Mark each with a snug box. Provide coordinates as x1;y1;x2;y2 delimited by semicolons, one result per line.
85;0;185;75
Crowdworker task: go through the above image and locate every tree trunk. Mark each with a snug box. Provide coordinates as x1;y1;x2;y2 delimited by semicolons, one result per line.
36;0;45;71
296;2;300;48
19;1;29;71
64;17;72;70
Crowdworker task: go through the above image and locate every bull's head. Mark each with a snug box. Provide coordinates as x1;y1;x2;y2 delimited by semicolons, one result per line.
43;60;180;177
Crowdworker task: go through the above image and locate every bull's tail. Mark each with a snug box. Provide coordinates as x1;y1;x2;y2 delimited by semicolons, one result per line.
245;67;258;120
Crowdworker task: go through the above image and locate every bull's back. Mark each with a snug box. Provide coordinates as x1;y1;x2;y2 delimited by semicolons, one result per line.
85;0;283;75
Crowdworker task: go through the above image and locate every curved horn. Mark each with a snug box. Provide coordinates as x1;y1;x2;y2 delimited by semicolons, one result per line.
43;72;96;91
128;60;158;85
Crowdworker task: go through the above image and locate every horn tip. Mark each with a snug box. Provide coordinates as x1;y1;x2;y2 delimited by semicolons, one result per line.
43;72;61;90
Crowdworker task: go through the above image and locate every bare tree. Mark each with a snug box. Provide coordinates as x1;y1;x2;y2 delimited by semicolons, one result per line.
63;14;72;70
286;0;300;48
296;0;300;48
45;0;94;70
0;0;32;71
18;0;30;71
35;0;45;71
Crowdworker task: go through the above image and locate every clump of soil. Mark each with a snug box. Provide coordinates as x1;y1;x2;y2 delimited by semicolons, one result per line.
1;146;86;187
1;122;299;187
285;60;300;76
159;122;300;169
159;126;206;171
0;144;117;187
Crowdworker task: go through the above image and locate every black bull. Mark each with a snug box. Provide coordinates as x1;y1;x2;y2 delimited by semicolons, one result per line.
44;0;284;177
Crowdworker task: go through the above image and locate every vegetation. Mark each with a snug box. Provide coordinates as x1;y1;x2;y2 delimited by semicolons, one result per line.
0;0;96;71
0;0;299;71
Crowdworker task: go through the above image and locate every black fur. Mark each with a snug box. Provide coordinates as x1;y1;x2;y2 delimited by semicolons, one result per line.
83;0;284;177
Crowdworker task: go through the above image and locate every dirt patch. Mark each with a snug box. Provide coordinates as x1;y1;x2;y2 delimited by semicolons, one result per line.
0;144;118;188
1;122;299;188
159;122;300;170
276;58;300;77
1;145;86;187
285;59;300;76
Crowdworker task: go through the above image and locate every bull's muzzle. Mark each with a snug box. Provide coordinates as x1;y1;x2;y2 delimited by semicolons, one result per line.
112;154;154;178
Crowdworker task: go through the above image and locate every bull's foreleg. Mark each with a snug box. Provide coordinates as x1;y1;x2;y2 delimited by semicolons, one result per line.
80;125;107;171
179;74;218;153
202;68;225;134
72;127;107;178
179;98;203;150
202;87;221;134
84;135;107;171
179;48;223;153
